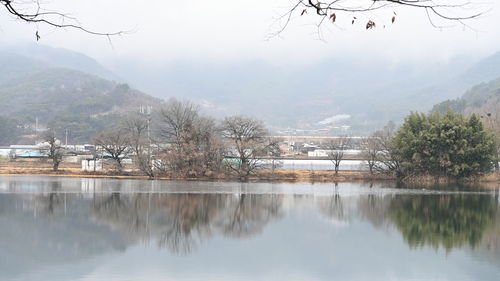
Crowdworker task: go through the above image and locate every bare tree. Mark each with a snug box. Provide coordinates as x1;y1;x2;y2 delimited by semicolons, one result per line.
372;121;405;177
125;114;156;179
325;136;351;174
220;116;269;180
1;0;123;39
191;116;226;175
157;99;199;145
266;137;283;176
93;128;131;172
156;100;225;178
362;136;380;174
272;0;486;38
473;105;500;172
40;130;64;171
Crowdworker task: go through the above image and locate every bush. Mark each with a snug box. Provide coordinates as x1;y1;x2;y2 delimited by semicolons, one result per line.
392;111;497;178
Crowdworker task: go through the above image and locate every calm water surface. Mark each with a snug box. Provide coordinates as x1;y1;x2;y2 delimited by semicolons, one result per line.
0;176;499;281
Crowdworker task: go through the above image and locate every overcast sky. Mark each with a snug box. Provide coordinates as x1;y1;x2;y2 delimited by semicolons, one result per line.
1;0;499;65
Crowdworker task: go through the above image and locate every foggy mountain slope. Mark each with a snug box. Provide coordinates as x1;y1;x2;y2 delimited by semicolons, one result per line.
407;50;500;112
0;44;119;82
0;50;161;143
3;44;500;135
111;54;485;132
0;67;159;122
459;50;500;87
432;76;500;115
0;52;48;85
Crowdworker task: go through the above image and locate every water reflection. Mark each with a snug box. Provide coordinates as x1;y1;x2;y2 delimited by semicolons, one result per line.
90;193;283;254
2;190;498;255
38;181;63;215
0;177;499;281
389;194;498;250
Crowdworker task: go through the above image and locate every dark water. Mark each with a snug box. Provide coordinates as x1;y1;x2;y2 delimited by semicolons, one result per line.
0;176;499;281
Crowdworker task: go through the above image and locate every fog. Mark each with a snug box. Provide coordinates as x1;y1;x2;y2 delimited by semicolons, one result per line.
1;0;500;131
1;0;499;65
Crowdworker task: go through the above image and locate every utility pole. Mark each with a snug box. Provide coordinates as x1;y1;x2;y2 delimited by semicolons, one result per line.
35;117;38;145
65;130;68;146
147;106;151;152
140;105;153;161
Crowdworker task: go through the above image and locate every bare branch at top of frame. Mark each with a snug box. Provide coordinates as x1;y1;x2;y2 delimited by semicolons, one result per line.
268;0;489;39
1;0;126;39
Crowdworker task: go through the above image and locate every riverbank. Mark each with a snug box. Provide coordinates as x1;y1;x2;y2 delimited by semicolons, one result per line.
0;166;393;183
1;159;499;186
0;158;393;182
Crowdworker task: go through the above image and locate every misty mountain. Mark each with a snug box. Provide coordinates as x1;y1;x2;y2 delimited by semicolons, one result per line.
432;76;500;116
0;44;119;82
111;53;490;133
410;50;500;112
0;50;161;144
0;52;48;85
3;44;500;140
459;50;500;87
0;68;158;121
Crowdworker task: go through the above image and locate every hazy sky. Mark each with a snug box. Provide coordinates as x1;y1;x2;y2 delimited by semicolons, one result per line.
1;0;499;65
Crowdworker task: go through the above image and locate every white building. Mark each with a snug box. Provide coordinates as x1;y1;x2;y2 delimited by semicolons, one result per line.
81;159;103;171
308;149;362;157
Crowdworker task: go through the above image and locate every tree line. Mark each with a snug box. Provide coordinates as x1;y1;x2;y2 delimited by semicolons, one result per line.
41;99;280;180
38;108;498;181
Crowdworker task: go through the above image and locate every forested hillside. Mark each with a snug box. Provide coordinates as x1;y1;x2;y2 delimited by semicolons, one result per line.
432;77;500;116
0;51;161;145
432;77;500;157
0;68;158;120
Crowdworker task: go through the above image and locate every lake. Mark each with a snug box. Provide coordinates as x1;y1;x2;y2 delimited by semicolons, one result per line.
0;176;499;281
280;159;365;170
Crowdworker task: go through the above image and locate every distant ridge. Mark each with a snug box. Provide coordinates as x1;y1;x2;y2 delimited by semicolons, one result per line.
432;76;500;116
2;44;120;82
0;47;162;144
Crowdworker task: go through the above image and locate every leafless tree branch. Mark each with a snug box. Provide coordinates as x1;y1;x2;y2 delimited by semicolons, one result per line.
269;0;487;39
1;0;125;39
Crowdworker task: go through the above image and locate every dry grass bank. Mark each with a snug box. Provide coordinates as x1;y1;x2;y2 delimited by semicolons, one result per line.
253;169;394;183
1;159;498;186
401;173;500;184
0;159;393;182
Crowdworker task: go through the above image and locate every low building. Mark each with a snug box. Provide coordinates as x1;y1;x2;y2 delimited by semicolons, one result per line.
82;159;103;171
308;149;362;157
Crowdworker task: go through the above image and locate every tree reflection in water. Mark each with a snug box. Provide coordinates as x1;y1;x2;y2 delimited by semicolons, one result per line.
91;193;283;254
389;194;498;250
18;179;498;256
357;194;393;229
317;194;350;222
216;194;283;239
36;181;63;216
91;191;499;254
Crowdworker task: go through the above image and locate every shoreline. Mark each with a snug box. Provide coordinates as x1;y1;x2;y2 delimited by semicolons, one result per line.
1;168;499;187
0;169;394;183
1;159;499;186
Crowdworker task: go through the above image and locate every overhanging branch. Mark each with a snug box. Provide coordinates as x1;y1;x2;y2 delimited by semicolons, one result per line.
269;0;487;39
1;0;125;39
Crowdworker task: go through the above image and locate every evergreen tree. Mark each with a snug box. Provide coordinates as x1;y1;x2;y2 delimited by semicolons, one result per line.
392;111;497;178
